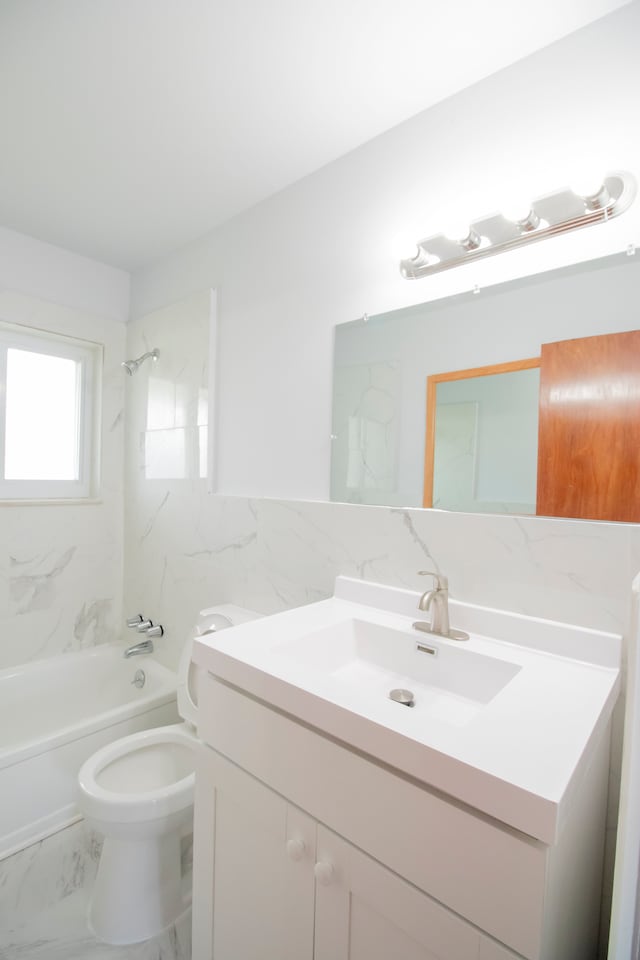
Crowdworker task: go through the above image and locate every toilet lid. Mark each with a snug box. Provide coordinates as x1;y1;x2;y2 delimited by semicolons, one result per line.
177;604;261;726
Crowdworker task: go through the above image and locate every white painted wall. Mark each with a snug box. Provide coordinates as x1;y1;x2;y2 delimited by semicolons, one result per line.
0;225;130;324
131;4;640;503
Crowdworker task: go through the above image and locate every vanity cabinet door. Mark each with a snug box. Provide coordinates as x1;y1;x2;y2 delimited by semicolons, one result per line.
313;826;485;960
192;747;315;960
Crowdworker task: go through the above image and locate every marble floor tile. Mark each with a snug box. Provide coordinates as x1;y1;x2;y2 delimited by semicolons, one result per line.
0;889;191;960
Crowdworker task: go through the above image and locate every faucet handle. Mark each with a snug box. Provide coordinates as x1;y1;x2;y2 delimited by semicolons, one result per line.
126;615;143;628
136;619;153;632
418;570;448;590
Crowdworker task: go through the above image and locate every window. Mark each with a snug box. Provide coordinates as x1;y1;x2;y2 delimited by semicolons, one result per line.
0;322;100;499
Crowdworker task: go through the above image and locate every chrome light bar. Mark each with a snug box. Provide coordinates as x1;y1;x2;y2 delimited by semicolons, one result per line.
400;171;637;280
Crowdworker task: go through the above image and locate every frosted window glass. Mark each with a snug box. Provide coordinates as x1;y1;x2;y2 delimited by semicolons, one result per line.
4;348;80;480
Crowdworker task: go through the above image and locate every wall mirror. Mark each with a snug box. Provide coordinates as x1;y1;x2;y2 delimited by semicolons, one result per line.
425;358;541;515
330;251;640;522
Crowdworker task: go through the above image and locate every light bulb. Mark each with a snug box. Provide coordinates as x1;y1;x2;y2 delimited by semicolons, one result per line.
571;173;605;199
390;232;421;264
496;180;532;223
442;220;472;242
501;202;532;224
571;177;611;211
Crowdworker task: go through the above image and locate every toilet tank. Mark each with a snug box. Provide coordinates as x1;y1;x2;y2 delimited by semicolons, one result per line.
177;604;261;727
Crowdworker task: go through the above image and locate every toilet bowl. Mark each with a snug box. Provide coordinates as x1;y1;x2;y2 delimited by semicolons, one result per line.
77;604;259;945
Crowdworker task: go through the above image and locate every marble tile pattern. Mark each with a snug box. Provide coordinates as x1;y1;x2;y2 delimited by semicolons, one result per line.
0;822;190;960
0;291;125;670
0;894;191;960
125;488;637;671
0;821;99;927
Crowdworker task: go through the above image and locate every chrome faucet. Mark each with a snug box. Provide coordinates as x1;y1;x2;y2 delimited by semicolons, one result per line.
413;571;469;641
124;638;154;658
123;614;164;657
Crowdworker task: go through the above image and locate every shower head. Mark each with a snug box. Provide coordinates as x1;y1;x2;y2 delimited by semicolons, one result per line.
121;348;159;376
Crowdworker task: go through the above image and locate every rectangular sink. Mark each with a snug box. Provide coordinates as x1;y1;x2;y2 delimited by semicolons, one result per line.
276;618;521;725
193;575;621;842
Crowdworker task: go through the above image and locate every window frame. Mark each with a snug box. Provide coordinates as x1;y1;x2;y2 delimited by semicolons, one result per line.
0;322;100;500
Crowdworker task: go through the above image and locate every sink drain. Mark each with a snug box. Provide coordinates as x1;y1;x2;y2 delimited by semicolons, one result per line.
389;688;415;708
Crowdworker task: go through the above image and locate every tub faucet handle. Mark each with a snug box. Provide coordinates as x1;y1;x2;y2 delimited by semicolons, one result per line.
145;624;164;638
136;619;153;632
126;615;143;628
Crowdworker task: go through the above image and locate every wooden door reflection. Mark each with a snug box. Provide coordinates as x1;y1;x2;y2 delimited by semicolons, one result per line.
536;329;640;522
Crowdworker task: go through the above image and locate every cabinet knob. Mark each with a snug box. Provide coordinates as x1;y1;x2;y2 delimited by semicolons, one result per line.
314;861;334;886
286;838;306;862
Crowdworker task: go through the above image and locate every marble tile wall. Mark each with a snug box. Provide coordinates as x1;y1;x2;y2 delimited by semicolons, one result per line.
0;292;125;670
126;490;637;671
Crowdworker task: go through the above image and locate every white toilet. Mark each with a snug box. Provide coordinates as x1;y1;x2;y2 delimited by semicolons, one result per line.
77;604;259;946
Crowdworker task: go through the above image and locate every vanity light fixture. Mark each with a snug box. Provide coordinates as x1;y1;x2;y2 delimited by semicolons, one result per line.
400;171;637;280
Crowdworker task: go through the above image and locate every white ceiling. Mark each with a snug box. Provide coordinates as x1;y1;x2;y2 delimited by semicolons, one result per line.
0;0;630;271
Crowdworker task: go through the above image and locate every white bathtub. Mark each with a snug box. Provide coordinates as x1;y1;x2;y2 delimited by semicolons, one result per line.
0;644;178;860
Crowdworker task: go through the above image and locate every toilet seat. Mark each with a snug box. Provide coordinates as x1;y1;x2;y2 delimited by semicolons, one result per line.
78;724;196;825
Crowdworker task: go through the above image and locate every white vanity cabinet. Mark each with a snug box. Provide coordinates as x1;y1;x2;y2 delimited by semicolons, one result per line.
313;825;517;960
191;578;619;960
193;744;519;960
192;675;609;960
192;747;315;960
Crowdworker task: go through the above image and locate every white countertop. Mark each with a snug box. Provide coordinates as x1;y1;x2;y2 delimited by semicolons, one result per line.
193;577;621;843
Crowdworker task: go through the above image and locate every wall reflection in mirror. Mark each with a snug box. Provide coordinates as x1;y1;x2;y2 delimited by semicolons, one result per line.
330;251;640;522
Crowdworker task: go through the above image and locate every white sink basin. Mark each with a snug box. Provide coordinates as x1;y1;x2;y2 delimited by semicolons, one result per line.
193;576;621;843
276;618;521;726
